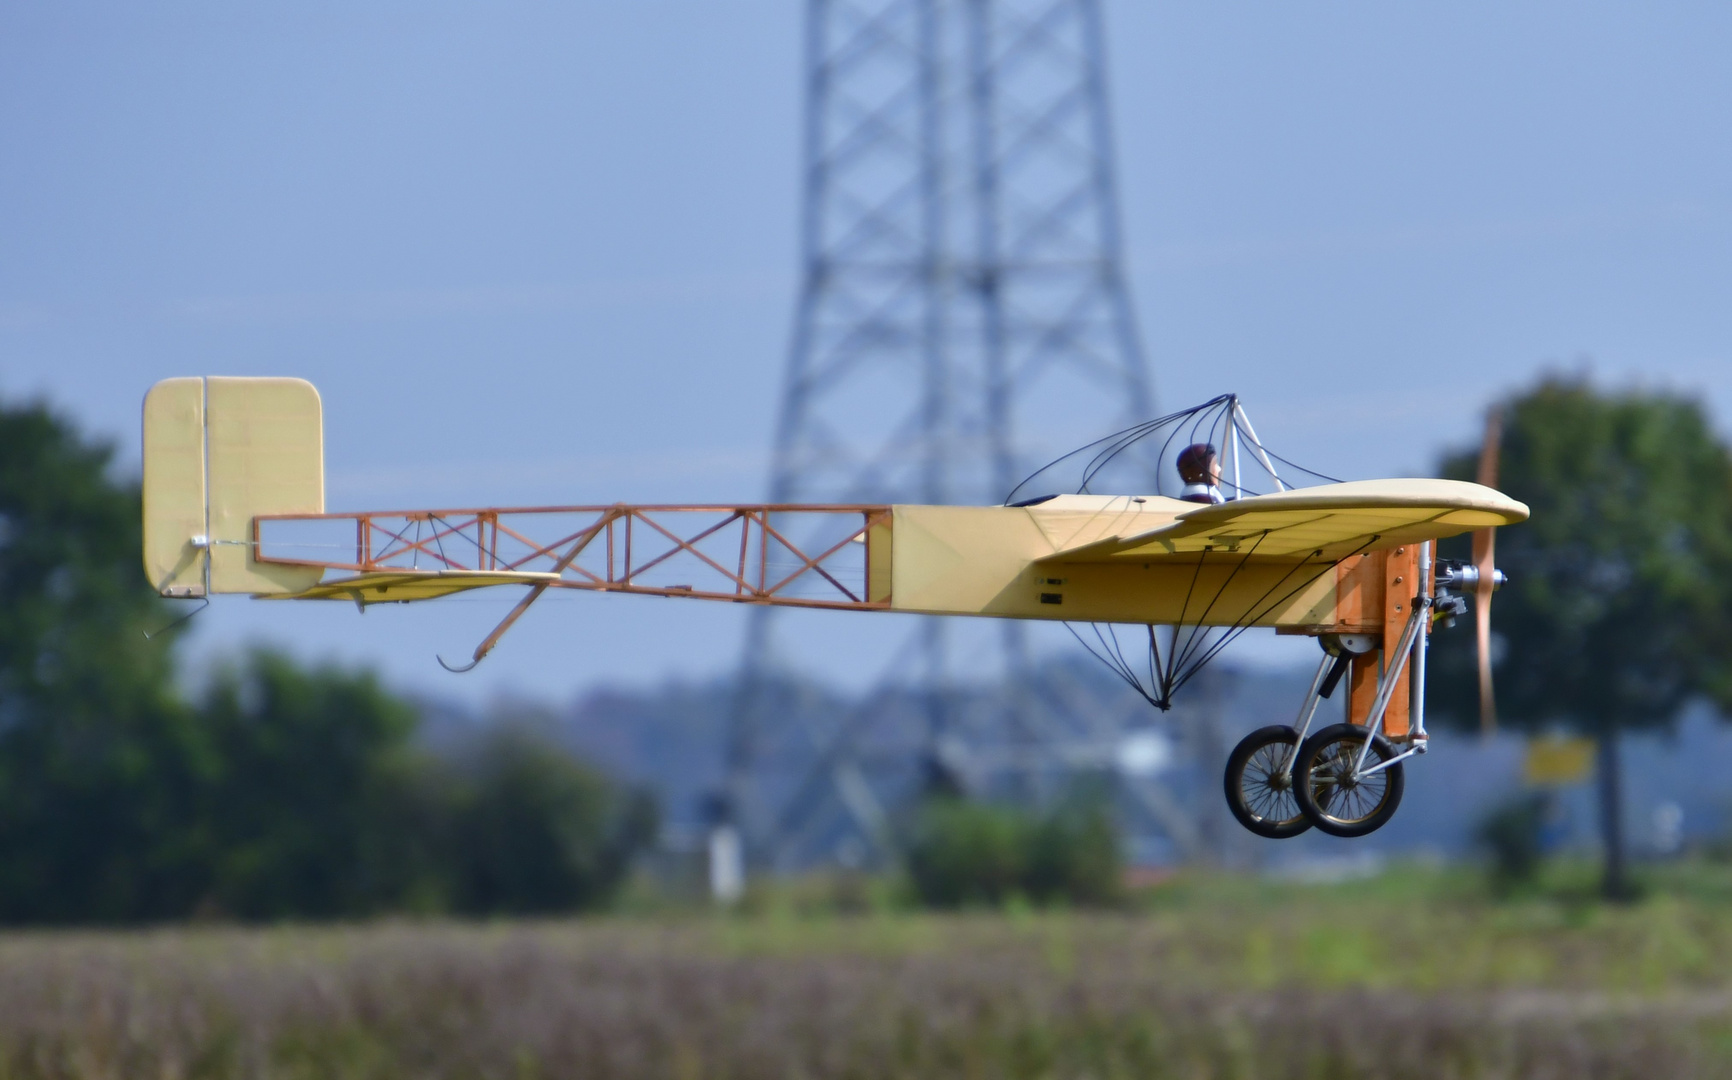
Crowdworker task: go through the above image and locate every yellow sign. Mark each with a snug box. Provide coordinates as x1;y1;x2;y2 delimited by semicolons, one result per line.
1524;736;1595;786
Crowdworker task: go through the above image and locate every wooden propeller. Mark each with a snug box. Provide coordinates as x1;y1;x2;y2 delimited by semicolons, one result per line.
1472;409;1503;735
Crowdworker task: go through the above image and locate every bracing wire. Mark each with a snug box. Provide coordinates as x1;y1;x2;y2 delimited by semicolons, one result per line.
1066;536;1377;709
1025;394;1358;708
1005;393;1341;505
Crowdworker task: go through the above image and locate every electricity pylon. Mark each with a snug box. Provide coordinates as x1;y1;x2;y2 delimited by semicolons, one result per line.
721;0;1170;879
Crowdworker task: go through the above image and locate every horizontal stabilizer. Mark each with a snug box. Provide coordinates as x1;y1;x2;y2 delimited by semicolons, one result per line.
265;570;562;604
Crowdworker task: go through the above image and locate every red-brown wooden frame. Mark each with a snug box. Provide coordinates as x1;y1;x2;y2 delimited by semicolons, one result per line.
254;504;893;612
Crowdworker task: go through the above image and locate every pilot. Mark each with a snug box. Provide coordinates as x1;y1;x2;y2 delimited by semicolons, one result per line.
1177;443;1226;504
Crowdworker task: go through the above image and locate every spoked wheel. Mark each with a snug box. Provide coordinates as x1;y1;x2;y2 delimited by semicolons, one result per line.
1293;723;1405;838
1223;725;1311;839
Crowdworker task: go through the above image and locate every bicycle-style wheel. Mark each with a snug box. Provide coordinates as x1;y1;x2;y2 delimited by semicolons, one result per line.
1292;723;1405;838
1223;725;1311;839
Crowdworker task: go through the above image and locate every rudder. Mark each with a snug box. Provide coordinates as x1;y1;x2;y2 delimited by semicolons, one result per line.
142;377;325;595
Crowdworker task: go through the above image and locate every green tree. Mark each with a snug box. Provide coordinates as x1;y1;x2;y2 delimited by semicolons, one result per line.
0;401;211;922
1434;377;1732;899
193;650;448;919
0;399;657;923
1025;798;1121;906
184;655;656;920
905;799;1030;907
905;794;1122;908
446;725;658;915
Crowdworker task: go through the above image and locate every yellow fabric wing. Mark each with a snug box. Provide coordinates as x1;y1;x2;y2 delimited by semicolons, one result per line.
1038;479;1528;563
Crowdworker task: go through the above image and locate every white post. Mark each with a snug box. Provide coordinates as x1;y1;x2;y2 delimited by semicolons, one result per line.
708;824;745;905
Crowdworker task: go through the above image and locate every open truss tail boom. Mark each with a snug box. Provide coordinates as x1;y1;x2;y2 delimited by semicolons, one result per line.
255;503;895;670
256;503;894;607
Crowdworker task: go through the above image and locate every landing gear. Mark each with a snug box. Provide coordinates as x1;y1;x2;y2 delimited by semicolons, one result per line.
1220;641;1356;840
1223;725;1310;838
1291;723;1406;837
1221;541;1440;840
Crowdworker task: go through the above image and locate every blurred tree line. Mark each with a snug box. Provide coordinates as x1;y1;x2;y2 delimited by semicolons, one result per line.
0;400;655;924
905;795;1121;908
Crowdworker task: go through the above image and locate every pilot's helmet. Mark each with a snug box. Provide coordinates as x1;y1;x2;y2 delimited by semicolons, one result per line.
1176;443;1218;485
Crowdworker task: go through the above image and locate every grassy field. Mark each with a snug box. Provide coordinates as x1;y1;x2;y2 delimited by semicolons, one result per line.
3;861;1732;1079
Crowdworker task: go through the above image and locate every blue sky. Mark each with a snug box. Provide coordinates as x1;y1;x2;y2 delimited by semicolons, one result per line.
4;2;1730;703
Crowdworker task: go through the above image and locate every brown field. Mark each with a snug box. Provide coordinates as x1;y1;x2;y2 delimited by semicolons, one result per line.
3;862;1732;1079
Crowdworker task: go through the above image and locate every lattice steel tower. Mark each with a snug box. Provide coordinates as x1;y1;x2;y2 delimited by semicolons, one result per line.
723;0;1161;874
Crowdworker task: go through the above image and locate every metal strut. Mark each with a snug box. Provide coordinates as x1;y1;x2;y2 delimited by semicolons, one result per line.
1351;599;1431;778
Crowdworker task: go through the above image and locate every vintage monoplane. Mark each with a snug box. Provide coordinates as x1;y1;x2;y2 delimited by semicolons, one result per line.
142;377;1526;839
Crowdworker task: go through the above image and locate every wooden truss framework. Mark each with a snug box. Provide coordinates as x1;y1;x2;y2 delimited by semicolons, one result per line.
255;504;894;612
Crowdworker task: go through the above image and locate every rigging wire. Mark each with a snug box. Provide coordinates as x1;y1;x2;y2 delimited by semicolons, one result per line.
1017;394;1357;709
1005;393;1341;505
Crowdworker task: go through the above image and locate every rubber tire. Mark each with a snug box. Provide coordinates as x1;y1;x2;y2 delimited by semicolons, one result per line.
1292;723;1406;838
1223;725;1312;839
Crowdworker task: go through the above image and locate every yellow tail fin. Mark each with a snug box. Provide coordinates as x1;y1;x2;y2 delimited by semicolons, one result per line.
142;377;325;596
